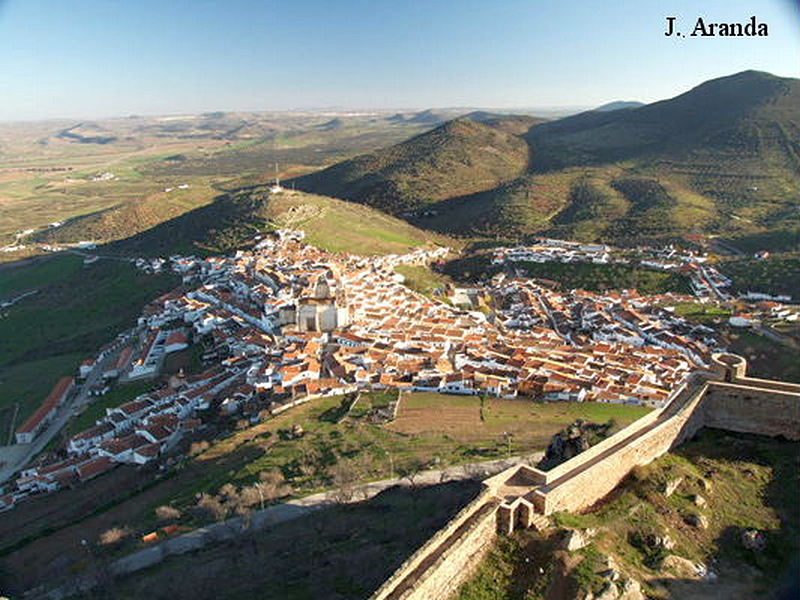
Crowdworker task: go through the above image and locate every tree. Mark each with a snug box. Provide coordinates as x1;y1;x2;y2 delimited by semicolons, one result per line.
329;459;359;505
249;469;292;510
98;526;132;547
195;493;227;522
398;458;426;489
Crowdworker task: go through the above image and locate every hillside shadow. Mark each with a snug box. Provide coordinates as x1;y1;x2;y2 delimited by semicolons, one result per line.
64;479;483;600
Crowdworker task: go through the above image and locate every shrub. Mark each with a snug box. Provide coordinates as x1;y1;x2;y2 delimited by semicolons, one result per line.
99;526;132;546
155;505;182;522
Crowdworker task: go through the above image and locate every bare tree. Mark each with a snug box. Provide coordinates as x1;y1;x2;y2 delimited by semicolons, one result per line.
196;493;228;522
250;469;292;510
398;458;426;489
98;526;132;547
329;459;359;504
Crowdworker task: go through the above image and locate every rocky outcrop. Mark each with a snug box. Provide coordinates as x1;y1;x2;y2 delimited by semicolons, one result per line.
741;529;766;551
583;578;646;600
540;419;613;470
660;555;707;579
684;513;709;529
561;528;597;551
661;476;683;497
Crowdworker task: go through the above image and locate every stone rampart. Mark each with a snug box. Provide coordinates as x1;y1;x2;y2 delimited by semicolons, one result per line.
535;383;708;514
702;382;800;440
370;488;498;600
372;353;800;600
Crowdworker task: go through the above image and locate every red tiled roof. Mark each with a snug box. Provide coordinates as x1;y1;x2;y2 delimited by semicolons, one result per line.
17;377;73;434
77;456;115;481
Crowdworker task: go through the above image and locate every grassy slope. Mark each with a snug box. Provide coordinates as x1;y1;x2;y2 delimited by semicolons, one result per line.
294;118;531;215
264;192;456;255
458;429;800;600
107;188;457;258
87;481;485;600
0;257;179;430
0;392;649;590
292;71;798;249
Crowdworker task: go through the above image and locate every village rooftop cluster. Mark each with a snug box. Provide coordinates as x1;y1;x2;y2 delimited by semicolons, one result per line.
2;231;793;511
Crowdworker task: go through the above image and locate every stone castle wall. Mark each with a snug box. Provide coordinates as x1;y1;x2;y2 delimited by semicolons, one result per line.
702;382;800;439
535;384;708;515
370;490;498;600
372;354;799;600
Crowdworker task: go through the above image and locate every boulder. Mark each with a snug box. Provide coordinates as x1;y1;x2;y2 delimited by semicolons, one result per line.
662;476;683;497
698;478;712;492
600;568;621;582
660;555;706;579
594;582;619;600
684;513;709;529
562;528;597;551
646;533;675;551
741;529;767;551
617;578;646;600
690;494;707;508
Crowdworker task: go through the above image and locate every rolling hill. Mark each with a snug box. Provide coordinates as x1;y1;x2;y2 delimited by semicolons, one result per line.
295;70;800;247
526;70;800;171
101;188;456;257
293;117;532;215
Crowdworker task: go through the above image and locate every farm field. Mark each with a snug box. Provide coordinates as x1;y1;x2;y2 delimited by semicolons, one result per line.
0;113;433;253
389;392;652;451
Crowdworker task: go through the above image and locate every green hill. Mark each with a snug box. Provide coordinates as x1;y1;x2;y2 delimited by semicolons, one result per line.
293;71;800;248
106;188;456;257
293;117;532;215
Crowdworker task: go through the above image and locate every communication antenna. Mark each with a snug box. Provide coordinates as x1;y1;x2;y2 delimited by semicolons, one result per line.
270;162;283;193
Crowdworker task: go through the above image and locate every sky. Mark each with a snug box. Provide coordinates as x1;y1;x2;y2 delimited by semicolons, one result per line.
0;0;798;121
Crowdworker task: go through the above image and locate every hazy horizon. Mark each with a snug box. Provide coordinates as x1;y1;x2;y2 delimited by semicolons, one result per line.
0;0;798;121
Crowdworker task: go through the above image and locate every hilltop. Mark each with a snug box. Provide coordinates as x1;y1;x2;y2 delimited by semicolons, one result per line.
593;100;645;112
103;188;456;257
295;71;800;248
526;70;800;170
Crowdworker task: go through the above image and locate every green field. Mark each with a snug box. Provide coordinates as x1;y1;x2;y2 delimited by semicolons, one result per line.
0;255;83;297
67;382;155;437
443;253;692;294
669;301;732;324
394;264;454;300
725;330;800;383
0;257;178;430
0;353;84;444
